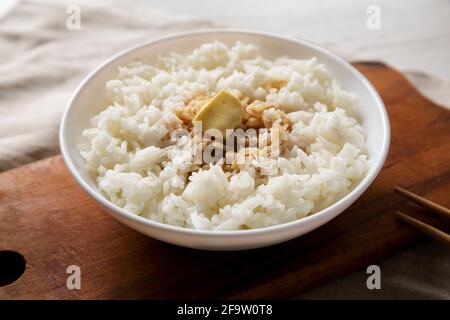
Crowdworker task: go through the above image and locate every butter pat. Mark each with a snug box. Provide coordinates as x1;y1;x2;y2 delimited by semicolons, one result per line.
193;90;243;132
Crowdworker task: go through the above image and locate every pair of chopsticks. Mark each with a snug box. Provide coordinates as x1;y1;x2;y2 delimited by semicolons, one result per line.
395;186;450;246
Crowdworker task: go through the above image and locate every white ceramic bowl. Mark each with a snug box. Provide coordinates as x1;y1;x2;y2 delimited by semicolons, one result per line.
60;30;390;251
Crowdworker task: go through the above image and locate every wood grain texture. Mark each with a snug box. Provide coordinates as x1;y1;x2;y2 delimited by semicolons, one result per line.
0;63;449;299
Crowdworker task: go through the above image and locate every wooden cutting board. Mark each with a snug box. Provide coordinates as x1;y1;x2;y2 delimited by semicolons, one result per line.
0;63;449;299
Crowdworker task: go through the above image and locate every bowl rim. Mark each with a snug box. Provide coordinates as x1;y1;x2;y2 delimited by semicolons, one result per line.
59;28;390;237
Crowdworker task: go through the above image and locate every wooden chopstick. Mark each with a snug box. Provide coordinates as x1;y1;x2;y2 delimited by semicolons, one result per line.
394;187;450;246
394;186;450;220
396;211;450;247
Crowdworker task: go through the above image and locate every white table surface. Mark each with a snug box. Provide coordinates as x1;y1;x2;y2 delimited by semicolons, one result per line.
138;0;450;80
2;0;448;79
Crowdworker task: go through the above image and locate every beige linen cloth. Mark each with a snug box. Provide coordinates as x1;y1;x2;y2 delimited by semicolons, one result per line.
1;0;449;299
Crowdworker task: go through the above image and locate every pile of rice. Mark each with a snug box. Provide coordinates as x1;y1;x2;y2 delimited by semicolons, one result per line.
80;41;369;231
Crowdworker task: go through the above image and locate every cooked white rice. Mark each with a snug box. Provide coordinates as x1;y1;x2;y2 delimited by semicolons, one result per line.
80;41;369;231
